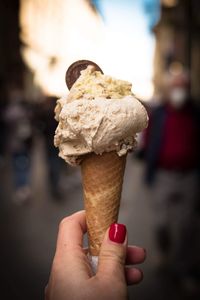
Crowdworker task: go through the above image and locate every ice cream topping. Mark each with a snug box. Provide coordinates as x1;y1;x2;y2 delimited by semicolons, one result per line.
54;65;148;165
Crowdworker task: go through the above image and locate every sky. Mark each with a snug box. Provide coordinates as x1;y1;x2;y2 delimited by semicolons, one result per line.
91;0;160;99
92;0;160;30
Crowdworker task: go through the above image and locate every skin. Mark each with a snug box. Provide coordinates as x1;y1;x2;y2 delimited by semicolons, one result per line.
45;211;146;300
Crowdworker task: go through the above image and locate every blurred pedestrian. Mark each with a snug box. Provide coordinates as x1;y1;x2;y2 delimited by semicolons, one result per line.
0;99;7;168
38;97;63;200
4;88;33;204
142;72;200;286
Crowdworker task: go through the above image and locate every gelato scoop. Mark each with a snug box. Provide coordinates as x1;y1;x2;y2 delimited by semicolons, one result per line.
54;65;148;165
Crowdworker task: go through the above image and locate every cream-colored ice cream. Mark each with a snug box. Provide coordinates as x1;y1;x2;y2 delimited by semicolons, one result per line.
54;66;148;165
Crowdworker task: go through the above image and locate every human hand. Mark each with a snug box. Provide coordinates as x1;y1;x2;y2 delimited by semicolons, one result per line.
45;211;146;300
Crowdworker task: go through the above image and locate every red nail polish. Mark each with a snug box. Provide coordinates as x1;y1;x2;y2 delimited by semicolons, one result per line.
109;223;126;244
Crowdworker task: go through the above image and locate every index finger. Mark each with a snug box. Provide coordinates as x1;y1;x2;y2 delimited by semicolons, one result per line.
49;211;91;284
56;210;87;253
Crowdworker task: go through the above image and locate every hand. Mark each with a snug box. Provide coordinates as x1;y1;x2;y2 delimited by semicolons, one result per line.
45;211;146;300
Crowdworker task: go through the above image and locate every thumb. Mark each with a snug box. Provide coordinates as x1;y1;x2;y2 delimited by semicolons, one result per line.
97;223;127;282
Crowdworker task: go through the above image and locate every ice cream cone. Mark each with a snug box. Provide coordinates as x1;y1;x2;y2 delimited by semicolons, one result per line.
55;60;148;265
81;151;126;256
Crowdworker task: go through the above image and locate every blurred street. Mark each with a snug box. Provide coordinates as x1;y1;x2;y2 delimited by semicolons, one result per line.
0;136;199;300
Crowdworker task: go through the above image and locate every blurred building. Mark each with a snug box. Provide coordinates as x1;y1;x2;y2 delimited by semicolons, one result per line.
0;0;25;98
153;0;200;102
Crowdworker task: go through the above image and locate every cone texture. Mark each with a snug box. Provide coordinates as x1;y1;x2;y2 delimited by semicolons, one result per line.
81;151;126;256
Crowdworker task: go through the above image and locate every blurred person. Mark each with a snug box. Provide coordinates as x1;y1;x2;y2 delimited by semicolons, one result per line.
141;72;200;288
4;88;33;204
0;99;7;168
38;97;63;200
45;210;146;300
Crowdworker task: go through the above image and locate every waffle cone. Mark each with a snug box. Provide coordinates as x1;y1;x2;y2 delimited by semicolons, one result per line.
81;151;126;256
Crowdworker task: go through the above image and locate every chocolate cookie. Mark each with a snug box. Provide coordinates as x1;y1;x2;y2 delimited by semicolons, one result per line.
65;60;103;90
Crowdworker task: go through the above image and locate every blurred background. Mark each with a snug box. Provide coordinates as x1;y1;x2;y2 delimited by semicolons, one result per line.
0;0;200;299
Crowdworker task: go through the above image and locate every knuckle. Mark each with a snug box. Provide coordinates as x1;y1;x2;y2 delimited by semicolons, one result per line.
101;248;125;266
59;211;84;230
59;217;67;229
59;215;73;229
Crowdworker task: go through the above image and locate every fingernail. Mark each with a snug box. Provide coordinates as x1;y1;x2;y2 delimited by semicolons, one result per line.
109;223;126;244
